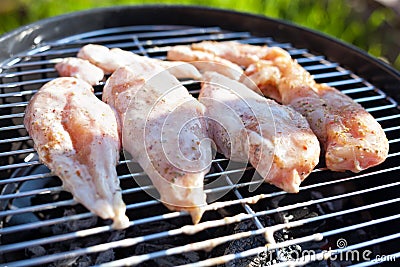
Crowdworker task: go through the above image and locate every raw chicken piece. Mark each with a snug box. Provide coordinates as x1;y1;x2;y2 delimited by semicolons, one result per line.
199;72;320;193
167;45;244;80
290;83;389;172
55;57;104;86
189;41;290;102
192;41;273;67
243;48;389;172
103;62;212;224
24;77;129;229
191;41;389;172
77;44;201;79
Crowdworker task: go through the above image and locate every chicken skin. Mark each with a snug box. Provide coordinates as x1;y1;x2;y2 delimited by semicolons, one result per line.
24;77;129;229
187;41;389;172
199;72;320;193
103;62;212;224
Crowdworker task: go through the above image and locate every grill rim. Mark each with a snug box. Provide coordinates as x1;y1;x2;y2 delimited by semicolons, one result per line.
0;5;399;94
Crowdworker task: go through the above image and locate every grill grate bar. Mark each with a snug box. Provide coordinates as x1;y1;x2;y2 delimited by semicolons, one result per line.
377;114;400;122
0;148;34;158
299;165;400;191
0;169;50;184
0;89;38;99
26;32;253;59
2;193;397;261
66;27;223;45
2;174;400;255
215;162;264;229
365;103;398;112
1;88;392;134
1;22;399;267
0;104;27;112
0;136;31;144
383;125;400;132
107;211;400;267
0;211;94;235
0;78;53;89
325;78;364;87
312;70;351;79
0;124;26;131
0;68;55;79
250;231;400;267
0;161;43;172
353;94;387;103
0;158;225;184
323;214;400;238
0;59;60;69
2;151;400;203
51;25;196;45
296;56;325;63
176;220;400;267
0;112;24;120
0;186;63;201
303;62;339;71
389;138;400;144
0;199;76;218
341;86;375;94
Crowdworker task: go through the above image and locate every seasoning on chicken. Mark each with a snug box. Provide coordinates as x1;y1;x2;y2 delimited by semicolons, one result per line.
199;72;320;193
103;61;212;224
24;77;129;229
54;57;104;86
190;41;389;173
77;44;201;79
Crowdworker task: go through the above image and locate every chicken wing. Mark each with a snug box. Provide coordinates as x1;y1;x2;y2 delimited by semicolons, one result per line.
55;57;104;86
103;61;212;224
190;41;389;172
24;77;129;229
77;44;201;79
199;72;320;193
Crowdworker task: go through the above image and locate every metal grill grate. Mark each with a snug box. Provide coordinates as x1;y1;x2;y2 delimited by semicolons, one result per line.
1;24;400;267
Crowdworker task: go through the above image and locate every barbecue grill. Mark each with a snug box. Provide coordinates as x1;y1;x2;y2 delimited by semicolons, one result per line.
1;5;400;267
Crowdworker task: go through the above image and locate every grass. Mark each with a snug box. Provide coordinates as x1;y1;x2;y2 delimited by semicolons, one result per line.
0;0;399;70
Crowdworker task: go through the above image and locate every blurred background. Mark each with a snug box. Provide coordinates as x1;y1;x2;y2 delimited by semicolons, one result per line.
0;0;399;70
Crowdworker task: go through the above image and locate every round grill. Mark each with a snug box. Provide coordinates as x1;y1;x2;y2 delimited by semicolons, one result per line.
1;6;400;267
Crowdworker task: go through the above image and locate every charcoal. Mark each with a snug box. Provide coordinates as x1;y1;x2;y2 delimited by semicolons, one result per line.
51;209;98;235
134;243;200;266
25;246;47;257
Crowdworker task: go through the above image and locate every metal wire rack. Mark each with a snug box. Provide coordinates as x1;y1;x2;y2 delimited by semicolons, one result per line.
1;24;400;267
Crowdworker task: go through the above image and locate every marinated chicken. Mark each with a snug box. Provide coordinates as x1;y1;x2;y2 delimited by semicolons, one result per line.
199;72;320;193
185;41;389;172
77;44;201;79
24;77;129;229
55;57;104;86
103;61;212;224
